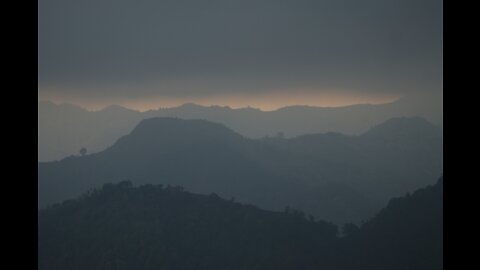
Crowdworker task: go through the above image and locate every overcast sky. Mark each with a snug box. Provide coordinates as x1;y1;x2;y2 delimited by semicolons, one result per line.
38;0;442;110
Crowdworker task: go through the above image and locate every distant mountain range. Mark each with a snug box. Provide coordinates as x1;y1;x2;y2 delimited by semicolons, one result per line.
38;117;442;224
38;176;443;270
38;97;442;161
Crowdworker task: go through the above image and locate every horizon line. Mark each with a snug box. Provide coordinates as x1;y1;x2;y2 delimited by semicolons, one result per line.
38;98;401;113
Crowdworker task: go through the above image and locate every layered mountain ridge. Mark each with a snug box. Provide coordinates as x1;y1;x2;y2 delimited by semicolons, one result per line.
39;116;442;224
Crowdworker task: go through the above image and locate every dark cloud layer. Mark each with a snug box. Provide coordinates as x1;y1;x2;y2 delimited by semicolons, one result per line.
38;0;442;99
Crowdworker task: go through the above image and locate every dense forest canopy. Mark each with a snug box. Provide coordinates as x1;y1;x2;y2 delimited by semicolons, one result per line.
39;176;443;270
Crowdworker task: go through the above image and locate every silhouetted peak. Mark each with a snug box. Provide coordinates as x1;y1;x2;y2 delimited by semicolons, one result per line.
135;117;232;131
276;103;384;113
99;105;137;114
38;100;87;113
115;117;243;147
276;105;317;111
363;117;441;138
176;103;205;110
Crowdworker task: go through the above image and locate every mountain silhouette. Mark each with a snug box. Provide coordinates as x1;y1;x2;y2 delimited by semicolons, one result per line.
38;176;443;270
38;98;442;161
340;176;443;269
38;117;442;224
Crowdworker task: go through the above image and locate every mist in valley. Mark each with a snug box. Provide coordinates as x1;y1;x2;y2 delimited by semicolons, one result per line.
38;0;443;269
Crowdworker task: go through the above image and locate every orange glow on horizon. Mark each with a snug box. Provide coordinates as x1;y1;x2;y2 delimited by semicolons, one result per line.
38;89;400;112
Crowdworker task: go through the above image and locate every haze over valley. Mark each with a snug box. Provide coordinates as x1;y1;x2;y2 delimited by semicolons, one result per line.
38;0;443;269
39;116;442;225
38;96;442;162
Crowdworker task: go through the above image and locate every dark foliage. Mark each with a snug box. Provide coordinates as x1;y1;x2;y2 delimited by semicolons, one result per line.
39;181;338;270
39;177;443;270
339;176;443;269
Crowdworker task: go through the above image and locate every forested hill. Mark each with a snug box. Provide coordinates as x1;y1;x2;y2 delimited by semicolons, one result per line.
38;117;442;224
340;176;443;270
39;176;443;270
38;181;339;270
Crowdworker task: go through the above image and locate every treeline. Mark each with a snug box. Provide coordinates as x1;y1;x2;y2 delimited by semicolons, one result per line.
39;177;443;270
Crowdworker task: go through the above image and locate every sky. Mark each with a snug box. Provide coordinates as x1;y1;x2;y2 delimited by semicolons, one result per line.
38;0;442;111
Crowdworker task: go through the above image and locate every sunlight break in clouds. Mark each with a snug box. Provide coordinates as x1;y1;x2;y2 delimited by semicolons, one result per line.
38;87;399;112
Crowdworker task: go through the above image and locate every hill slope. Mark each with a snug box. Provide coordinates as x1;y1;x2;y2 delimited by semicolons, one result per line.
38;117;442;224
38;97;442;161
39;177;443;270
39;181;338;270
340;176;443;269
